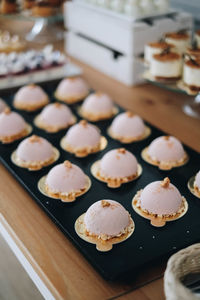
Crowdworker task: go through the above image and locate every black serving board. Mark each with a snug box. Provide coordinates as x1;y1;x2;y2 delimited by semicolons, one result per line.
1;83;200;281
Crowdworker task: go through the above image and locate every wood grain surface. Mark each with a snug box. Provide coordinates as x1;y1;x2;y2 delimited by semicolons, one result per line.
0;18;200;300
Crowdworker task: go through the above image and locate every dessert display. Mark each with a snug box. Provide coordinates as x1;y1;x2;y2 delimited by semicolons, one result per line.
75;199;135;251
108;111;151;143
13;84;49;112
165;31;190;54
149;50;182;81
38;160;91;202
0;0;17;14
91;148;142;188
144;41;175;65
55;77;89;104
11;135;59;171
0;31;26;53
60;120;107;157
79;92;118;121
142;135;188;170
188;170;200;199
34;102;76;133
132;177;188;227
182;56;200;92
0;108;31;143
0;45;67;78
0;98;8;113
32;0;54;17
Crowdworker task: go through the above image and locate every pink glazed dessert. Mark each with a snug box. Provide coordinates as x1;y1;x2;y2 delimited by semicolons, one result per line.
0;98;7;113
14;135;56;170
140;178;183;216
99;148;138;179
45;160;90;201
61;120;102;157
145;136;188;169
109;111;147;143
35;102;76;132
0;108;29;143
55;77;89;104
84;200;132;239
81;92;115;121
13;84;49;111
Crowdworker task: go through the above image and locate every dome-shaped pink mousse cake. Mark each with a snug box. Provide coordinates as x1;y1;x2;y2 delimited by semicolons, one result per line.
82;92;114;116
38;103;74;129
194;171;200;191
140;178;182;215
84;200;130;237
100;148;138;178
55;77;89;102
110;111;145;139
64;120;101;150
14;84;49;110
45;161;87;194
16;135;54;163
0;98;7;113
0;109;27;138
148;136;185;162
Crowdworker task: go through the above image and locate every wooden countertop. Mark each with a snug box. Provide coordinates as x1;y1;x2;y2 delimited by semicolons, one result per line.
0;35;200;299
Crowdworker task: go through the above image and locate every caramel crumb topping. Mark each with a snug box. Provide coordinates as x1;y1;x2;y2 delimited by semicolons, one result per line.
4;107;11;114
161;177;170;188
54;102;62;108
80;120;87;127
101;200;110;208
29;135;41;143
148;42;174;49
64;160;72;169
126;111;134;118
163;136;170;141
117;148;126;154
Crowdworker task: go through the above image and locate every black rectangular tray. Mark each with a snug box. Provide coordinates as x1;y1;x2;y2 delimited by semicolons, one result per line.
1;83;200;281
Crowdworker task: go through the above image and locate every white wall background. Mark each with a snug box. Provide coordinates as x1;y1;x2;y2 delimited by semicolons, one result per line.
171;0;200;21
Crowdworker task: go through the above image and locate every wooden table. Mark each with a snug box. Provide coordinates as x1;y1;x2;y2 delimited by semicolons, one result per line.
0;19;200;299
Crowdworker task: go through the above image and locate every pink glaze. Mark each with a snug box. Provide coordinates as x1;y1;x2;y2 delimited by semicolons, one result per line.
82;92;114;115
39;103;74;127
148;136;185;162
14;84;48;105
100;148;138;178
16;136;54;162
56;77;89;99
140;180;182;215
84;200;130;237
195;171;200;190
0;111;26;137
0;99;7;113
110;112;145;138
46;162;87;193
64;121;101;149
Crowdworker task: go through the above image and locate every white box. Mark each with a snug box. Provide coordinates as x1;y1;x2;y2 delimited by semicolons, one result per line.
66;31;145;86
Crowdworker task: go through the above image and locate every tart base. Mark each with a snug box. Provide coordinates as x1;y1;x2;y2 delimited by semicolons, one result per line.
141;147;189;170
78;106;119;122
54;91;89;104
188;175;200;199
0;124;32;144
143;70;180;84
38;175;91;202
11;147;60;171
34;114;77;133
75;213;135;252
91;160;142;188
132;190;188;227
13;97;49;112
108;126;151;144
177;81;200;96
60;136;107;158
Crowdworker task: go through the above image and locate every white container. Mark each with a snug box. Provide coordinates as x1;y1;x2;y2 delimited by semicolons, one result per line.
66;31;145;85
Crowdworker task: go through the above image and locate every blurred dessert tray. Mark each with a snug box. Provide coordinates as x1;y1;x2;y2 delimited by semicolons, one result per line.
0;62;82;90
